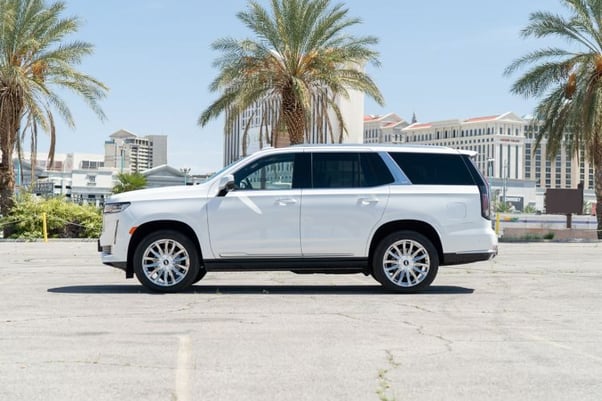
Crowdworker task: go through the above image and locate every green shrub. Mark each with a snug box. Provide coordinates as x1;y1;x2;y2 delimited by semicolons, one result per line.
519;233;543;241
1;194;102;239
543;232;555;240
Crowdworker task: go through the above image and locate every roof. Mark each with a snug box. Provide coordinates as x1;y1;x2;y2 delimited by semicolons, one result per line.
464;115;499;123
407;123;432;129
251;143;465;156
403;111;525;131
110;129;137;140
141;164;185;177
363;112;405;124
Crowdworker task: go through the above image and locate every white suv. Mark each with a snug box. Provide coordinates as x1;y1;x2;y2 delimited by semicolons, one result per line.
99;145;497;293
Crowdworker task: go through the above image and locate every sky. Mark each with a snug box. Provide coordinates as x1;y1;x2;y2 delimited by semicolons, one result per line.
37;0;568;174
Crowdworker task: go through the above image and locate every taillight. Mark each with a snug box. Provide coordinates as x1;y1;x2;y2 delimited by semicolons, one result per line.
480;184;491;219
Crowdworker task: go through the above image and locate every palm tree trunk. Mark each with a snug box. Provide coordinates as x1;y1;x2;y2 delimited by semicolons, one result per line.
594;145;602;239
0;86;24;236
281;87;306;145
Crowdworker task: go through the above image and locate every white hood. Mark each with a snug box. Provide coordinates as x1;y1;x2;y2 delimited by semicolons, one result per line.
107;181;214;203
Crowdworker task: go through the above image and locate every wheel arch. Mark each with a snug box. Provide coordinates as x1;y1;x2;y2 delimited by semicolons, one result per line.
126;220;202;278
369;220;443;268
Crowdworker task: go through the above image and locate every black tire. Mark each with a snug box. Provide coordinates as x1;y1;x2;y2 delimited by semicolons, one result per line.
372;230;439;293
192;269;207;284
133;230;200;293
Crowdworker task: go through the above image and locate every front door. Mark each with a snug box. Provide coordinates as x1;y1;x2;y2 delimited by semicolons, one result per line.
207;153;302;258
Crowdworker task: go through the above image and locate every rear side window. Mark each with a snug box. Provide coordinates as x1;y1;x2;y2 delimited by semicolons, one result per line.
388;152;475;185
312;152;393;189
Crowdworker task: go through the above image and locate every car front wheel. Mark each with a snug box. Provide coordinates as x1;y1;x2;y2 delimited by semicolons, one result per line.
372;231;439;293
133;230;200;292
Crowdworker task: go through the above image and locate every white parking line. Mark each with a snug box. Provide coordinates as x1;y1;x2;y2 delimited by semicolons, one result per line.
175;335;192;401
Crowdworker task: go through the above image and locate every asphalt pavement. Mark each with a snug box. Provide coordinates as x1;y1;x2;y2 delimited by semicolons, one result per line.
0;240;601;401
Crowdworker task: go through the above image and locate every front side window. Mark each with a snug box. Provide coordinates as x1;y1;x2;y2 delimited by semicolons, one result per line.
233;154;295;190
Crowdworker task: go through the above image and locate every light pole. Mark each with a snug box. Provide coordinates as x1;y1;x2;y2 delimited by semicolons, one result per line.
502;160;508;206
180;168;191;186
487;158;494;180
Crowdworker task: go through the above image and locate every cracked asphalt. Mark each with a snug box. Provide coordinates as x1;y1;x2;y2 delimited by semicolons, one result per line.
1;240;601;401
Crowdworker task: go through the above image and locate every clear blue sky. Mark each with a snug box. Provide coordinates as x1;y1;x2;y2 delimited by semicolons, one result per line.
41;0;566;174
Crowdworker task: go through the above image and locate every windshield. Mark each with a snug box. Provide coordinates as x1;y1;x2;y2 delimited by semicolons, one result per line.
205;154;253;181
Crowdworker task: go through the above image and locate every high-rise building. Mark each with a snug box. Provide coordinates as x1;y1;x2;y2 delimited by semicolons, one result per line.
104;129;167;173
223;89;364;166
524;120;595;191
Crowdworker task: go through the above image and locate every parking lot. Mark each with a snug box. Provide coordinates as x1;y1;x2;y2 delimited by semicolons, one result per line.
0;240;601;401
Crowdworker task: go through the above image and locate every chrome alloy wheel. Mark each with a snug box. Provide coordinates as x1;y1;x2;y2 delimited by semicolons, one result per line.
382;239;430;287
142;239;191;287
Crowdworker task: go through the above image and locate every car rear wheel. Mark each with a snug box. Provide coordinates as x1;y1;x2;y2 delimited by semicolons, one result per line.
372;231;439;293
133;230;200;292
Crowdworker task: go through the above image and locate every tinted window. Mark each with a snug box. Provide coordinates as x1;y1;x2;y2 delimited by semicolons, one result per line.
388;152;475;185
312;152;393;189
361;153;395;187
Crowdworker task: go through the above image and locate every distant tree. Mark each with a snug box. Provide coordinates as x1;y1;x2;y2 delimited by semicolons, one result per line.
505;0;602;238
199;0;384;146
523;203;538;214
0;0;108;235
112;173;147;194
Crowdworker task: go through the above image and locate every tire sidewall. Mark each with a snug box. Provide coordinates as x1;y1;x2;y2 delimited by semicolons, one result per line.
133;230;200;293
373;230;439;293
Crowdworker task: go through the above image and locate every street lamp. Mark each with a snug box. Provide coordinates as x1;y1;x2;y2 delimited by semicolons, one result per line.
487;158;494;180
180;168;191;186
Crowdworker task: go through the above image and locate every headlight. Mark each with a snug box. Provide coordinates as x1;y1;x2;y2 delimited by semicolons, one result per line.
103;202;131;214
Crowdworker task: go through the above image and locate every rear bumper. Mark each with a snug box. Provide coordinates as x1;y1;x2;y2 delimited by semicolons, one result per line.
443;247;497;265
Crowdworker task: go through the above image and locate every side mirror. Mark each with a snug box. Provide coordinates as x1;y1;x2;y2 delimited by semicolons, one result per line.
217;174;235;196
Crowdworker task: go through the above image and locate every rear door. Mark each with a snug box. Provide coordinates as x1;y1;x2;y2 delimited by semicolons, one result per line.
300;152;393;257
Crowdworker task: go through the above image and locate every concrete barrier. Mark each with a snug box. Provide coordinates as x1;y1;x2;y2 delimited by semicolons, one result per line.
496;213;598;241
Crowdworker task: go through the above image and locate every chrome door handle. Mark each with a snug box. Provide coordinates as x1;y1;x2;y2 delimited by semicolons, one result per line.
359;197;379;206
276;198;298;206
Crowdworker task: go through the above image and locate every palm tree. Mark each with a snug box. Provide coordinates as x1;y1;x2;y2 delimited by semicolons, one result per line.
112;172;147;194
199;0;384;147
0;0;108;229
505;0;602;238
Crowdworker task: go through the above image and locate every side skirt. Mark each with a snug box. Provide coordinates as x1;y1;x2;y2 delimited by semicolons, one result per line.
203;258;369;274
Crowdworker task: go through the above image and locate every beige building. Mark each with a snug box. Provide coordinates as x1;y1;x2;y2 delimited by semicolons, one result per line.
401;112;525;180
524;121;595;192
364;112;597;212
363;113;409;144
